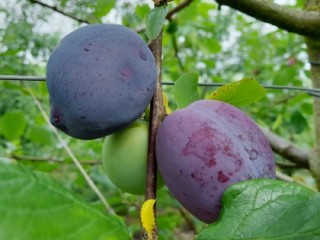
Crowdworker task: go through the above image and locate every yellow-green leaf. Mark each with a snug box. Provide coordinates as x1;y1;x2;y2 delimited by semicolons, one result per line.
272;114;283;131
162;91;171;114
207;78;266;107
141;199;156;240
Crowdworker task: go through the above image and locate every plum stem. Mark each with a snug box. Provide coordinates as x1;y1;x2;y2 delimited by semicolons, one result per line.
144;30;166;239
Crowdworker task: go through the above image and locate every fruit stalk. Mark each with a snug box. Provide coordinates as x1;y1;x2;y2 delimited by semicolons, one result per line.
144;30;166;238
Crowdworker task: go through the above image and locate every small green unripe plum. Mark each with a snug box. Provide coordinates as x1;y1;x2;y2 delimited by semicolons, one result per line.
102;120;163;195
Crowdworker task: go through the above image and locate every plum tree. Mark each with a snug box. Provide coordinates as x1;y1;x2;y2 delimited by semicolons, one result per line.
46;24;157;140
102;120;163;195
156;100;275;223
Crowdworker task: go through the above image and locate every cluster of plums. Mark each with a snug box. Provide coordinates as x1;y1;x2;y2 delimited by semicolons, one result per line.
46;24;275;223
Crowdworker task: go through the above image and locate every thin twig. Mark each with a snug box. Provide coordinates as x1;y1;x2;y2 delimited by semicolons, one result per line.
11;154;101;165
171;34;184;71
276;171;317;191
135;0;194;33
166;0;194;20
276;162;301;169
276;171;295;182
177;204;196;233
26;86;115;215
29;0;90;24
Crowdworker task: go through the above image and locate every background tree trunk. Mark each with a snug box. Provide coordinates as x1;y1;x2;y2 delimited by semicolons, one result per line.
305;0;320;188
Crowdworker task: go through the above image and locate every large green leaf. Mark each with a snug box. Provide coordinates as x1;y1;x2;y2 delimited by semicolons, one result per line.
146;5;168;41
0;110;27;140
197;179;320;240
94;0;116;18
172;72;200;109
207;78;266;107
0;162;130;240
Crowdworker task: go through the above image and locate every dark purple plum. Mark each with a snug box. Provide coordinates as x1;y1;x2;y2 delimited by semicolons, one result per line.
156;100;275;223
46;24;156;139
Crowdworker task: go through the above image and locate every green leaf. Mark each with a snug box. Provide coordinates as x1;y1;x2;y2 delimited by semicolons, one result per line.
0;110;27;140
172;72;200;109
26;125;54;145
197;179;320;240
301;102;313;115
288;111;308;134
0;162;130;240
296;0;304;6
274;66;298;85
146;6;168;41
271;114;283;131
135;4;151;19
94;0;116;18
3;81;23;90
207;78;266;107
198;38;221;55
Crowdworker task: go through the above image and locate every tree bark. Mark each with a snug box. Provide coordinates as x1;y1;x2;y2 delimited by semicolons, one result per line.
215;0;320;37
304;0;320;187
262;128;309;168
143;31;166;240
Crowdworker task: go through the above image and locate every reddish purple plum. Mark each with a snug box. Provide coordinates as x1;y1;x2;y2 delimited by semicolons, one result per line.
156;100;275;223
46;24;156;140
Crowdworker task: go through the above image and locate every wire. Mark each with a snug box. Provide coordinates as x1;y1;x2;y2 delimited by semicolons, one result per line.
162;81;320;94
0;75;46;81
1;74;320;95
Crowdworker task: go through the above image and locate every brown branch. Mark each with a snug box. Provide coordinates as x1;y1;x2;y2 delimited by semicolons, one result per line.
215;0;320;38
178;207;196;233
153;0;175;6
164;0;194;72
276;171;295;182
142;31;166;240
276;162;301;169
136;0;194;34
305;0;320;187
10;154;101;165
261;128;310;168
146;32;165;201
12;154;61;163
166;0;194;20
171;34;184;71
276;171;318;191
29;0;90;24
